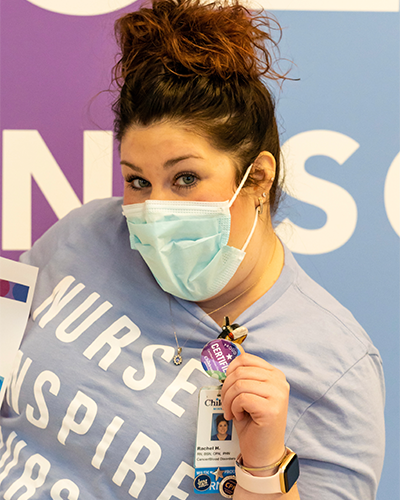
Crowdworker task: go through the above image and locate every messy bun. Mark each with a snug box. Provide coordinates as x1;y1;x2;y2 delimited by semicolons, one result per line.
113;0;286;216
114;0;282;81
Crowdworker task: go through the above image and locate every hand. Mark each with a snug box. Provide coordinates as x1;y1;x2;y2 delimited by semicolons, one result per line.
221;352;289;469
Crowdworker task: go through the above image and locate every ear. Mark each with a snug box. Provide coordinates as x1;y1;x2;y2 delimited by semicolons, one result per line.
251;152;276;193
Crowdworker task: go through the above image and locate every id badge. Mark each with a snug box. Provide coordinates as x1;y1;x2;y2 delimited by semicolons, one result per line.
193;386;239;497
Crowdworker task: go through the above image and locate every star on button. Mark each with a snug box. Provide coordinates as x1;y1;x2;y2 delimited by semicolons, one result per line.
211;468;224;480
226;354;232;360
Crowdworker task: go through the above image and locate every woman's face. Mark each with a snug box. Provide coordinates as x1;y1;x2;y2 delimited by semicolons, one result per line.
121;122;257;253
217;420;228;435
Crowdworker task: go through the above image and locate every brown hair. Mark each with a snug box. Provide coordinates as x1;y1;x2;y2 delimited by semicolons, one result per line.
216;414;229;426
112;0;287;215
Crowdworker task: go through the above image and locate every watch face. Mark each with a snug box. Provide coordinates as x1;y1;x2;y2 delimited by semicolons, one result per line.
283;454;300;492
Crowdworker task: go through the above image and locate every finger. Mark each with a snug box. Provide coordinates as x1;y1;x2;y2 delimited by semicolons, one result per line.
222;380;269;420
230;390;288;424
221;370;268;419
225;352;276;376
222;363;287;400
221;366;272;398
230;392;269;422
223;377;288;419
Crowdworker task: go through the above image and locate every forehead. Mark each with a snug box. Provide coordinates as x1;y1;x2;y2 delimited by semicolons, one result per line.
121;122;215;154
120;122;239;180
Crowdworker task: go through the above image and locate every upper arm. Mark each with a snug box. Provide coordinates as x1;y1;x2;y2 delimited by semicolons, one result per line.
286;353;385;500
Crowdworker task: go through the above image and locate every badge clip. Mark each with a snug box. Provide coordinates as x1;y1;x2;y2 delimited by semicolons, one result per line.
218;316;248;345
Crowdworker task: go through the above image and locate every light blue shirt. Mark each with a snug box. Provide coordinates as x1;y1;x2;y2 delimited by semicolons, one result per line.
0;198;385;499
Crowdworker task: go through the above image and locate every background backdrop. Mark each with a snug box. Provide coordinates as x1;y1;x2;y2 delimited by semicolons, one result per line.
1;0;399;498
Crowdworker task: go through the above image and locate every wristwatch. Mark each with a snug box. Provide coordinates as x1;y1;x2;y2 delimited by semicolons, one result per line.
235;448;300;494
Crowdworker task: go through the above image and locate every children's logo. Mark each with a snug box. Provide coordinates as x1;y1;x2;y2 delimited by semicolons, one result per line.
204;396;222;407
25;0;137;16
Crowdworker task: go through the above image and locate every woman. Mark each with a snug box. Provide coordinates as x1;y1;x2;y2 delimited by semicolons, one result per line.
211;415;232;442
0;0;384;499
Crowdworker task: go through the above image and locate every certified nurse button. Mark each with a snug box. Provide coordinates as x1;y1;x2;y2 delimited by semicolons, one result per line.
201;338;242;381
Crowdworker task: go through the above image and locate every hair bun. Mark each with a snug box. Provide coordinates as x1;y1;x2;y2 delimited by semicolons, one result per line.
114;0;284;82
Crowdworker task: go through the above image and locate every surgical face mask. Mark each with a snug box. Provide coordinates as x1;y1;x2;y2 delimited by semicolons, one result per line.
122;165;258;301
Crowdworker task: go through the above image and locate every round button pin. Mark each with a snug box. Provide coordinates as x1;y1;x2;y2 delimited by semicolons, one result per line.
219;475;237;498
201;338;242;380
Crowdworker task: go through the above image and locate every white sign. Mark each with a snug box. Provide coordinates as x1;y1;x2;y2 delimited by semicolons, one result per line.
0;258;38;407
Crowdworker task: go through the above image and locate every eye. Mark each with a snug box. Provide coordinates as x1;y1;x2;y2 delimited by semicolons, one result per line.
125;175;151;190
175;173;198;187
133;178;151;189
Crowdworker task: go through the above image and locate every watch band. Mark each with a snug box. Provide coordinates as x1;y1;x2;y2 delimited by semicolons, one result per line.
235;448;299;495
235;464;282;494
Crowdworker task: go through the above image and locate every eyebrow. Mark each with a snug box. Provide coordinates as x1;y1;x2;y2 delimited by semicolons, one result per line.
120;160;143;173
120;155;203;172
164;155;203;168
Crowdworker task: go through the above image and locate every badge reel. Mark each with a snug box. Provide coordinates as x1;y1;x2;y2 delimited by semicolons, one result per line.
193;319;247;498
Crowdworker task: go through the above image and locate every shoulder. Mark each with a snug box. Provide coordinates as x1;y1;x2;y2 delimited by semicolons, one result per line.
20;197;159;317
39;197;124;237
271;247;380;371
248;244;384;427
250;247;380;376
21;198;124;268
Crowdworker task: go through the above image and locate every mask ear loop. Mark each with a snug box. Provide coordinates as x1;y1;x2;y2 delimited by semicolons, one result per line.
228;164;253;208
241;208;259;252
228;164;258;252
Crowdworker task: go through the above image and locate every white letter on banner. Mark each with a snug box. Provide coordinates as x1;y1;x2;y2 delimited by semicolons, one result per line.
2;130;81;250
2;129;113;251
3;453;51;500
25;0;400;15
251;0;399;12
156;461;194;500
276;130;359;255
50;479;80;500
26;370;61;430
113;431;162;499
57;391;98;445
83;131;113;203
384;152;400;236
25;0;137;16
